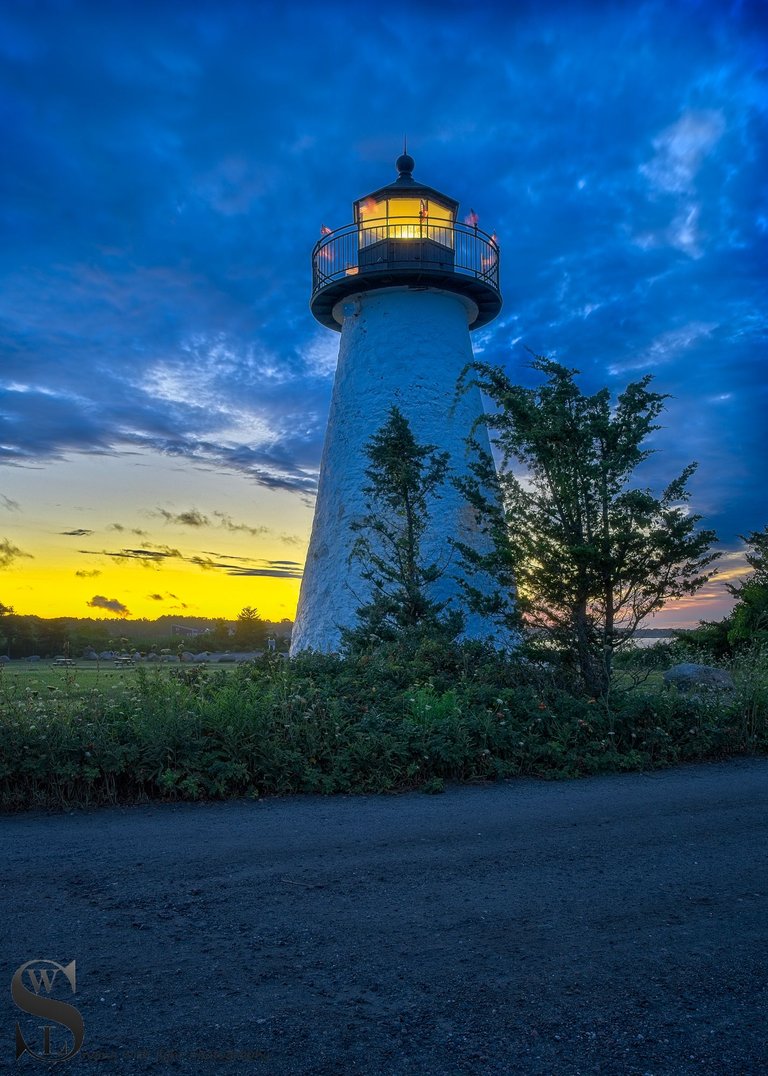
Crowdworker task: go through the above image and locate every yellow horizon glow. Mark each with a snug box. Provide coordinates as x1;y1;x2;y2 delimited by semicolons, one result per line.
0;449;748;630
0;449;312;622
4;561;302;621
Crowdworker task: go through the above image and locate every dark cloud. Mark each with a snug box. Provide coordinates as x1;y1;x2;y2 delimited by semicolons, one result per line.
156;507;210;527
224;565;303;579
60;528;93;536
0;538;33;569
191;554;303;578
189;555;217;571
87;594;130;616
148;590;187;607
0;1;764;543
212;511;270;537
79;545;181;569
0;495;21;511
200;550;252;562
108;523;148;536
75;568;101;578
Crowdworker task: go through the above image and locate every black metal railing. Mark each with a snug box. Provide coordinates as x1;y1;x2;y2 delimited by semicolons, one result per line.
311;217;500;297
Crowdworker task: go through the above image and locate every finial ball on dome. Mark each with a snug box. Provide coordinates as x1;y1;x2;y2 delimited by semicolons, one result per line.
396;152;415;175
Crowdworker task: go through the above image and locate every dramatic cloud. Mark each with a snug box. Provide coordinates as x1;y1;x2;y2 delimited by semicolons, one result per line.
60;528;93;537
75;569;102;578
0;0;765;561
0;539;33;569
87;595;130;616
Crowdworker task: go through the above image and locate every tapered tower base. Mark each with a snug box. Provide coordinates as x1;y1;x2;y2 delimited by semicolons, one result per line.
291;287;507;654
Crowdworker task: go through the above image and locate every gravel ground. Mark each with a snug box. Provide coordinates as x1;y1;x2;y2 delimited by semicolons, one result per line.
2;759;767;1075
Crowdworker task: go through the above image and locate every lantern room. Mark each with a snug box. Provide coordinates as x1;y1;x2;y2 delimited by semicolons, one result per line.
310;153;502;331
355;152;458;263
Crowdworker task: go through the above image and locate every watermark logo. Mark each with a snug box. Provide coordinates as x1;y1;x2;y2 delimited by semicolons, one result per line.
11;960;84;1062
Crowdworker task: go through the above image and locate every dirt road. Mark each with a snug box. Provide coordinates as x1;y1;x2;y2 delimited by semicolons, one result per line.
2;759;767;1074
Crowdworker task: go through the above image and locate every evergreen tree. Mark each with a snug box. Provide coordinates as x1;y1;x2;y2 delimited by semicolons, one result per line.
234;606;266;650
0;603;13;657
344;405;460;650
726;526;768;648
456;355;719;696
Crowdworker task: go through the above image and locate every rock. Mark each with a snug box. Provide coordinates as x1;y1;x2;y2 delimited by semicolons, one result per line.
663;663;734;694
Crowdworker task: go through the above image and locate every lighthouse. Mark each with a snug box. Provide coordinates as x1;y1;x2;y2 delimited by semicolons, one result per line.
290;152;505;654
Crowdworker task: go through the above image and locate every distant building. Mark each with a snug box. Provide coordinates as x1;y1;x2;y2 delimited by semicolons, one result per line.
171;625;211;638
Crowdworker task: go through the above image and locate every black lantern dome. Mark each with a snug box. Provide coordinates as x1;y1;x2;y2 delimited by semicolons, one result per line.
310;154;502;331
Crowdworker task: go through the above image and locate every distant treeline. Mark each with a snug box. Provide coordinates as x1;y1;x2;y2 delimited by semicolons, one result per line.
0;612;293;659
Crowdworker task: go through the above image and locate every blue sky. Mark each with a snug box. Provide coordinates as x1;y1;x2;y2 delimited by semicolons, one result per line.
0;0;765;624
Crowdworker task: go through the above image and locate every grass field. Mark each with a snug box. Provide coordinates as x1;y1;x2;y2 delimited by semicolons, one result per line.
0;659;243;688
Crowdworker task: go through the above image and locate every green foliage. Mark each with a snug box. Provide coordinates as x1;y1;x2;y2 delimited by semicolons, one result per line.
668;528;768;661
672;620;733;661
0;641;764;811
234;606;266;650
727;526;768;649
0;612;291;658
456;355;719;697
344;405;461;651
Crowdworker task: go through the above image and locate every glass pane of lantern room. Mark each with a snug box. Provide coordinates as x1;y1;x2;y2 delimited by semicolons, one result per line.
357;197;386;248
426;201;454;249
386;197;423;240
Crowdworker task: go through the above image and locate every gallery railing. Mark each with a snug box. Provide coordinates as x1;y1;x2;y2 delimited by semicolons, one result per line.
311;217;500;298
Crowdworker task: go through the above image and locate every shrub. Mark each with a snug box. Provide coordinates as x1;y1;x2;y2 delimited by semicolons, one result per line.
0;644;765;810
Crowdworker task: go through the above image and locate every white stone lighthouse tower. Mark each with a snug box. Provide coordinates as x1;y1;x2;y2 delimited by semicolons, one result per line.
291;152;505;654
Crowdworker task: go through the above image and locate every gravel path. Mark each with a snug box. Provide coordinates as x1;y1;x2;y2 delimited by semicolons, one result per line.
2;759;767;1074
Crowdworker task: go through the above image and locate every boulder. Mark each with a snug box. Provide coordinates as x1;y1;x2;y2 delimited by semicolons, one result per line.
663;663;734;694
